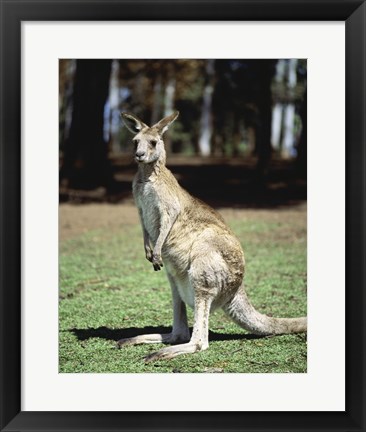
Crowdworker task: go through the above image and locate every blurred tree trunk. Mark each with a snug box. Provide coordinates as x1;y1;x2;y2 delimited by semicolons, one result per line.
256;61;276;181
198;59;215;156
59;60;76;153
271;60;286;152
163;63;176;152
297;89;307;177
282;59;298;157
271;104;283;150
60;60;113;190
151;73;162;125
164;76;176;117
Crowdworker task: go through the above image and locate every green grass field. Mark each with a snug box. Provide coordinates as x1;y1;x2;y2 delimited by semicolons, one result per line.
59;203;307;373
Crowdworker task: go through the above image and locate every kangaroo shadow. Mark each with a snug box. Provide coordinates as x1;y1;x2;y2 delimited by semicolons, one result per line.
68;326;266;343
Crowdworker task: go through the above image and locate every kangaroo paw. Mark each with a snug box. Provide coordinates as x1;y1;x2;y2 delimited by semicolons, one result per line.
152;253;163;271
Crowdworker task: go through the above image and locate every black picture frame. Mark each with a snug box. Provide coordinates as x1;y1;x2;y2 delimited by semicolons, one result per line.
1;1;365;431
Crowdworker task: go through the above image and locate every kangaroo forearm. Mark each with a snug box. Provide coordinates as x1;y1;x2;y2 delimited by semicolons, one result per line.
151;214;177;270
153;214;177;254
153;229;170;255
138;209;153;260
143;228;151;250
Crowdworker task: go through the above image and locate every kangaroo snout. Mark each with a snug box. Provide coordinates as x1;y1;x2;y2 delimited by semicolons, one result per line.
135;150;146;161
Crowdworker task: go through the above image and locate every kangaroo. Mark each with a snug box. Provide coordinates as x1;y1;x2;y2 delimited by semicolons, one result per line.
119;111;307;363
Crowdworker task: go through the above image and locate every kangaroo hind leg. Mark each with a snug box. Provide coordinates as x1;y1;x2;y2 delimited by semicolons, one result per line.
144;292;213;363
117;272;190;348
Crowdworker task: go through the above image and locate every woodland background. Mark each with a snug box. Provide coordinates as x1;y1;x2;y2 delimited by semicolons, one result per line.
59;59;307;205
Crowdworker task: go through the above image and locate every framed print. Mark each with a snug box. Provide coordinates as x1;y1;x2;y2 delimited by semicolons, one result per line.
1;0;365;431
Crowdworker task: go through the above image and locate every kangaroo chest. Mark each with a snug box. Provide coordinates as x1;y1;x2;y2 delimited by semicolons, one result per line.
133;180;162;243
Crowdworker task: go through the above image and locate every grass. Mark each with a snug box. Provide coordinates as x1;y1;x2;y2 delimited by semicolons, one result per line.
59;206;307;373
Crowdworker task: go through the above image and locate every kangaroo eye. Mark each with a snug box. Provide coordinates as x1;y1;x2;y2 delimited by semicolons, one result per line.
133;139;139;147
150;140;157;147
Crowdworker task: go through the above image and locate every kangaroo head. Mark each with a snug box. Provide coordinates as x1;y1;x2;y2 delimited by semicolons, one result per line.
121;111;179;164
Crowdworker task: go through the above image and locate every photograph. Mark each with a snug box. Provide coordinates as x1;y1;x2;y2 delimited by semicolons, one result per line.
59;58;307;373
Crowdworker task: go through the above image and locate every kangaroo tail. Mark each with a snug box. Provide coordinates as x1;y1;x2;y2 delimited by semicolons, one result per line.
223;286;307;336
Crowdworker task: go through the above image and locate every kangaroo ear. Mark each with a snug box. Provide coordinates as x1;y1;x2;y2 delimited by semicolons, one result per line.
153;111;179;136
121;112;148;134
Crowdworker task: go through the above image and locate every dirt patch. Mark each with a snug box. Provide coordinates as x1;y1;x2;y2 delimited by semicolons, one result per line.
60;200;306;242
59;199;138;241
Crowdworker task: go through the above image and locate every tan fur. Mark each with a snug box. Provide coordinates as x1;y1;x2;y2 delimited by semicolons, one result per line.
119;111;307;362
